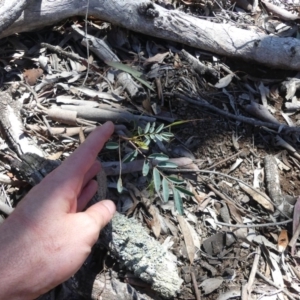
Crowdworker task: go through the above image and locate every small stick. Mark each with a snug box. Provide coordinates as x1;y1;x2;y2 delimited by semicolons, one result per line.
215;220;292;228
247;247;260;296
256;271;297;300
191;271;201;300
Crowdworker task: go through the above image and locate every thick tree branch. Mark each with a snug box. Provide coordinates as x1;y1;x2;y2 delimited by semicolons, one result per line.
1;0;300;70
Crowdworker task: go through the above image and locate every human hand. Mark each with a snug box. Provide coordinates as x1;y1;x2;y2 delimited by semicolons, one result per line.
0;121;116;300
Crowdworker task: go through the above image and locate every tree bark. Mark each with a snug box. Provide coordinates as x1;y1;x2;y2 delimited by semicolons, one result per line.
0;0;300;70
0;0;33;31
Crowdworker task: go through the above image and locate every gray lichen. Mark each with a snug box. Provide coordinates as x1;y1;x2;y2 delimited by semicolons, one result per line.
101;213;183;299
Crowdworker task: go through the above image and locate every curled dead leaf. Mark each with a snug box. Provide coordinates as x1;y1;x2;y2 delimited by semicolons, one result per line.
239;182;274;212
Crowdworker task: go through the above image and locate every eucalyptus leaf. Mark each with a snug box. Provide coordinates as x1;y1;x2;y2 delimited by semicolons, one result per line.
173;188;184;215
167;176;185;184
153;168;161;194
175;186;194;197
148;153;170;161
105;142;119;150
105;61;143;77
142;159;150;176
157;161;178;168
105;61;154;91
162;177;170;203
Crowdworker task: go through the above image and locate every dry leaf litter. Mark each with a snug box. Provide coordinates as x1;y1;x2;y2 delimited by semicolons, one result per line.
0;0;300;299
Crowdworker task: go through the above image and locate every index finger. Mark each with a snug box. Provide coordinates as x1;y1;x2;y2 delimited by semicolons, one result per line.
63;121;114;175
59;122;114;185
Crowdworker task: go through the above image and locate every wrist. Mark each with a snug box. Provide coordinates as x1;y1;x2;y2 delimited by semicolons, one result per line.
0;213;54;299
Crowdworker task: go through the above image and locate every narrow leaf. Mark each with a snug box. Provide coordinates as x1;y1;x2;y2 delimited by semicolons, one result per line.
175;186;194;197
122;150;138;163
157;161;178;168
167;176;185;184
177;215;195;264
214;73;234;89
148;153;170;161
153;168;161;194
105;61;143;77
155;123;165;133
105;142;119;150
150;122;156;133
142;160;150;176
117;177;123;193
173;188;184;215
105;61;154;91
162;177;170;203
138;126;143;135
161;132;174;138
154;134;163;141
144;122;150;134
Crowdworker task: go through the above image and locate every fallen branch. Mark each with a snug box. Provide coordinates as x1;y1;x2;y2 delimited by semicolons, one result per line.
173;92;300;134
1;0;300;70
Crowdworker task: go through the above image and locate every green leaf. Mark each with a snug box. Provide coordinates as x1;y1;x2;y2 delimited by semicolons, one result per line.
105;61;143;76
175;186;194;197
105;142;119;150
153;168;161;194
144;122;150;134
160;135;171;142
161;132;174;138
150;122;156;133
162;177;170;203
122;150;138;163
138;126;143;135
150;134;155;140
154;134;163;141
157;161;178;168
142;159;150;176
117;177;123;193
155;123;165;133
173;188;184;215
148;153;170;161
105;61;154;91
167;176;185;184
135;141;149;150
144;138;151;146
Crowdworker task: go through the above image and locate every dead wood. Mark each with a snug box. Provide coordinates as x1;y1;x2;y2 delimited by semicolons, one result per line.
0;92;43;156
59;105;156;125
173;92;300;134
0;0;32;31
73;25;147;102
1;0;300;70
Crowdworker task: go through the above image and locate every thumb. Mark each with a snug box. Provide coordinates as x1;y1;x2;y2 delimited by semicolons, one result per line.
85;200;116;230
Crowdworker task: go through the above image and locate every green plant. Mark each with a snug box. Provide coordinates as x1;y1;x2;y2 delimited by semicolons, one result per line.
105;122;194;215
